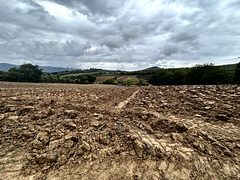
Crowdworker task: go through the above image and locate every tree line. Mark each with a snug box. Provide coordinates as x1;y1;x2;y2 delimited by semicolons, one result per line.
0;63;96;84
148;63;240;85
0;62;239;85
0;64;42;83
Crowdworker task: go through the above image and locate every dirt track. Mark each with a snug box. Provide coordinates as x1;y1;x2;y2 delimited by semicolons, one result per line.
0;82;240;179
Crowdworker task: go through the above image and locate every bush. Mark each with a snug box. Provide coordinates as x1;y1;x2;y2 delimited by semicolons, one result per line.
136;78;148;86
123;77;133;86
61;75;96;84
102;77;118;84
85;75;96;84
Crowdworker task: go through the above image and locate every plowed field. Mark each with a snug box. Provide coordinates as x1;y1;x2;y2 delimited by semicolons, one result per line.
0;82;240;180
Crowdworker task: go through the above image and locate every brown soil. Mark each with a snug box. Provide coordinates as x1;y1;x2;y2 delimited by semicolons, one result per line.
0;82;240;180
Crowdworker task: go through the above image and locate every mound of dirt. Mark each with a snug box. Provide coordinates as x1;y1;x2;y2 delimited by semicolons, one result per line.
0;82;239;179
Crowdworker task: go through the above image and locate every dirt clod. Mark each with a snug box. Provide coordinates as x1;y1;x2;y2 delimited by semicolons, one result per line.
215;114;230;121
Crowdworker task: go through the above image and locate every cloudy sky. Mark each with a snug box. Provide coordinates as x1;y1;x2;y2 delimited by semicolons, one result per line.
0;0;239;70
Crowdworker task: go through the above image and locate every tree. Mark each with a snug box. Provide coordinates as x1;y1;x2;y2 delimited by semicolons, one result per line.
149;69;172;85
0;71;8;81
136;78;147;86
102;77;118;84
19;64;43;82
5;63;43;83
170;70;185;85
56;73;61;82
186;63;214;85
185;63;231;85
85;75;96;84
7;67;22;81
201;67;230;84
124;77;133;86
234;62;240;83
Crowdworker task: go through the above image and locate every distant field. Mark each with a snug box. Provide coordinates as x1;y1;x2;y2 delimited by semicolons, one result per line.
116;75;138;82
61;71;122;78
94;76;117;84
61;72;97;77
94;75;138;84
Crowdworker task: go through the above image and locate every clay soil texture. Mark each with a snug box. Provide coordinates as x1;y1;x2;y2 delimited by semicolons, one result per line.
0;82;240;180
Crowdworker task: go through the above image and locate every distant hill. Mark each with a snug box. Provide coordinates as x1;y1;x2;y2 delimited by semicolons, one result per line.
0;63;78;73
39;66;79;73
145;66;160;70
58;68;124;77
0;63;19;71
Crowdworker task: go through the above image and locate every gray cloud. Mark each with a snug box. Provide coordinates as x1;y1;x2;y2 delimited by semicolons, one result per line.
170;31;199;43
121;26;144;41
47;0;127;16
161;44;185;57
101;36;124;49
80;0;126;16
0;0;239;70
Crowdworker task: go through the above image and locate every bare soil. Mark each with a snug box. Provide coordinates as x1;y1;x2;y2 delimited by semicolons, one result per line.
0;82;240;180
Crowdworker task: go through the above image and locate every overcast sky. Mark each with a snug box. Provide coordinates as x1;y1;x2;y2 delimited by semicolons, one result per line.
0;0;239;70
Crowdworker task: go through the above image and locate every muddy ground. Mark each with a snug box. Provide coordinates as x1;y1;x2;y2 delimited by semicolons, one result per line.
0;82;240;180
